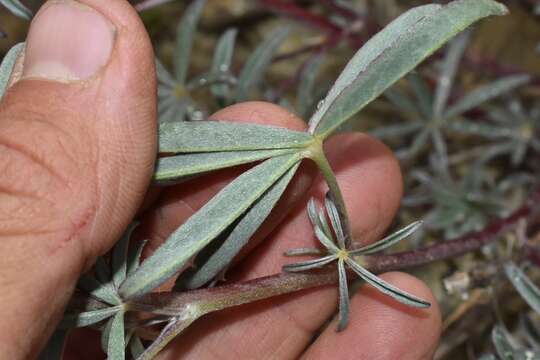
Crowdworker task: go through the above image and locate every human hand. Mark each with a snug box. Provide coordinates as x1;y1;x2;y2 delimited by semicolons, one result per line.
0;1;441;359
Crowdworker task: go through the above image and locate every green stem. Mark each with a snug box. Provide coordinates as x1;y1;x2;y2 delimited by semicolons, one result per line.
308;139;352;248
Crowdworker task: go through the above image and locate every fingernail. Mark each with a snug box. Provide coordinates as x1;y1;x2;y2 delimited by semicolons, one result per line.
23;0;115;81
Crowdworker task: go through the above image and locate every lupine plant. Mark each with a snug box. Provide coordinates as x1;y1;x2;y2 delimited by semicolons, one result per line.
477;263;540;359
403;157;510;240
156;0;291;122
371;30;530;160
4;1;540;359
449;100;540;167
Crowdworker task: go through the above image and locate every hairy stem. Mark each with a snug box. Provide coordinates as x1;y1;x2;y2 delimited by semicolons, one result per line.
129;187;540;318
308;141;352;247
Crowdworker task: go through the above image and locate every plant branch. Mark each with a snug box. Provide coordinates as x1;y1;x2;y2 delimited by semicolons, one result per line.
128;187;540;318
366;197;538;272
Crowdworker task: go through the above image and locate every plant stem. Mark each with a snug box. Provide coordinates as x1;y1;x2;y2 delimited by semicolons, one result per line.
308;140;352;247
129;187;540;319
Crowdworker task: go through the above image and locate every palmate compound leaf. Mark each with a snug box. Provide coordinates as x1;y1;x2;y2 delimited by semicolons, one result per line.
174;0;206;84
0;0;32;20
159;120;313;153
504;262;540;315
235;26;291;102
0;43;24;98
120;153;303;299
308;0;508;138
176;163;300;289
284;197;429;330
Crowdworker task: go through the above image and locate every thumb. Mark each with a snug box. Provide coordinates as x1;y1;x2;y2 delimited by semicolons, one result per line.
0;0;156;358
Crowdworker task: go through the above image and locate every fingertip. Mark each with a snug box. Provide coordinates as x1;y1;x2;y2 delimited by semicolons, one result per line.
305;272;441;360
210;101;307;131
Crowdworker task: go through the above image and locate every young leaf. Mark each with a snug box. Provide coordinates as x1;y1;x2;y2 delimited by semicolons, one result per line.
346;258;430;308
59;306;121;329
211;28;238;100
127;239;147;276
177;163;299;289
0;0;32;20
443;74;531;119
282;255;336;272
112;223;138;289
337;258;350;331
154;148;296;184
38;329;68;360
0;42;24;97
159;121;313;153
77;274;121;306
120;153;302;299
504;262;540;314
350;221;423;255
235;26;291;102
107;310;126;360
433;31;470;117
174;0;206;84
325;195;346;249
309;0;508;137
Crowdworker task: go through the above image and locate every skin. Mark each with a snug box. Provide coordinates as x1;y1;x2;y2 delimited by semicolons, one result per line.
0;0;441;359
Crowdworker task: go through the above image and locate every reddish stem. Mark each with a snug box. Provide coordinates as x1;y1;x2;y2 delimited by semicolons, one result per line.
130;187;540;316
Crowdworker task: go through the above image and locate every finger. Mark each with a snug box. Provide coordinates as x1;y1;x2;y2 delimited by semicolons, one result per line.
0;0;156;357
303;272;441;360
159;133;405;359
